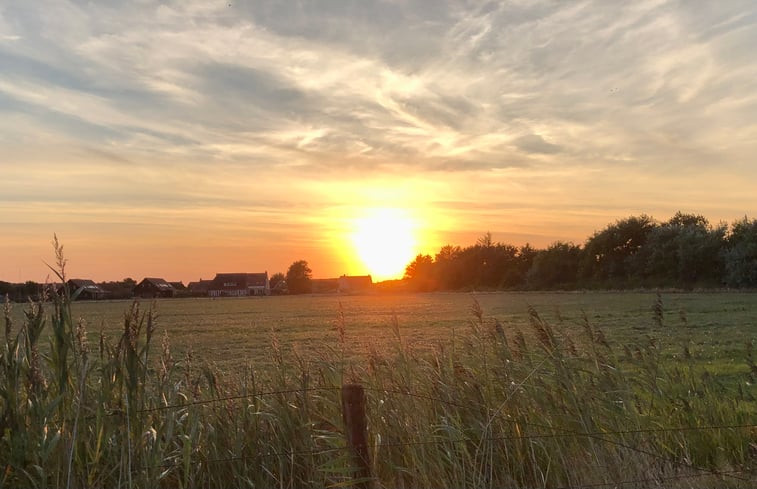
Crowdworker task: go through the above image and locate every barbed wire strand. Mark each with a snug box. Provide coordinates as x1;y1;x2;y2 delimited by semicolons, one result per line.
145;445;352;470
580;431;751;483
77;382;755;443
363;385;755;437
68;385;344;422
141;423;755;475
368;386;754;483
112;382;755;485
555;468;752;489
136;386;342;413
63;382;752;484
365;386;753;484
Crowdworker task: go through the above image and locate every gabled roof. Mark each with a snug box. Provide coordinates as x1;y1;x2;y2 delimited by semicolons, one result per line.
338;275;373;291
339;275;373;284
212;273;248;289
65;279;107;297
68;279;97;287
211;273;269;289
188;279;213;291
139;277;174;290
67;279;106;291
246;273;268;287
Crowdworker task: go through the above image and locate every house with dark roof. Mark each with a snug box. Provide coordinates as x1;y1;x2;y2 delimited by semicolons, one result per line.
187;279;213;296
311;278;339;293
208;272;270;297
63;279;108;300
338;275;373;293
169;281;189;297
134;278;175;298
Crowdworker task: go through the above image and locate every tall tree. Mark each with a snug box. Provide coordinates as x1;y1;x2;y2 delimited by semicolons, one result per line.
639;212;726;287
269;272;285;289
527;242;581;289
286;260;312;294
580;215;656;286
435;245;464;289
723;217;757;287
404;254;436;291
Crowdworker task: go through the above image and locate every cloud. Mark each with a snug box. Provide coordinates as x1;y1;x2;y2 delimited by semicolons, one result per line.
514;134;562;155
1;0;757;280
2;0;755;178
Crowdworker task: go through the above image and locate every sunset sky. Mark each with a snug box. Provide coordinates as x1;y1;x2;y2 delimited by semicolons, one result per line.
1;1;756;283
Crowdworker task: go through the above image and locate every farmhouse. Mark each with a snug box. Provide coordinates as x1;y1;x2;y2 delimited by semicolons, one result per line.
63;279;108;300
311;278;339;293
208;272;270;297
169;281;186;291
134;278;175;298
187;279;213;296
338;275;373;293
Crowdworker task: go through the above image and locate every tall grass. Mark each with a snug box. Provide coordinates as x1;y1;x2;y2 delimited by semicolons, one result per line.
0;251;754;487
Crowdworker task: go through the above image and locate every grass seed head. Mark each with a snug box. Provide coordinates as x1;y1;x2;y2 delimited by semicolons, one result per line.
75;318;89;360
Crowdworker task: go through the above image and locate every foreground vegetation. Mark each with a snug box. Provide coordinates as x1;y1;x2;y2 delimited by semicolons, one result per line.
1;261;755;487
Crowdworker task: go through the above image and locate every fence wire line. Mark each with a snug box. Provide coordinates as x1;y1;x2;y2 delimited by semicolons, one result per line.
146;445;351;470
141;423;756;476
373;423;754;483
362;385;755;438
67;383;752;483
370;424;757;449
554;468;752;489
367;386;754;484
136;386;343;413
579;431;751;483
363;385;606;438
95;383;754;441
142;436;755;489
67;386;343;422
75;382;755;443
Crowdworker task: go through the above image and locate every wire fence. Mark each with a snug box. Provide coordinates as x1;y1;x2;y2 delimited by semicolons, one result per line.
113;382;757;487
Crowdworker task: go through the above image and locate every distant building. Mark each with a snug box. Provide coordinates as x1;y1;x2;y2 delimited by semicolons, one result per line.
63;279;108;300
338;275;373;293
187;279;213;297
311;278;339;294
134;278;175;298
208;272;270;297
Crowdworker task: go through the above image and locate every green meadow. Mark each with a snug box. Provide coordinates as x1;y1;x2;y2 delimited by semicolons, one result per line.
2;290;756;488
14;290;755;374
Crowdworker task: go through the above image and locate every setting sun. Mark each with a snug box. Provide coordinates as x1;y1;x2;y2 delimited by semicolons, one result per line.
350;208;419;281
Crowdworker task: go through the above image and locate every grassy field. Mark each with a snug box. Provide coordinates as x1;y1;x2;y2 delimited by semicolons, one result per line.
3;290;756;488
11;290;756;374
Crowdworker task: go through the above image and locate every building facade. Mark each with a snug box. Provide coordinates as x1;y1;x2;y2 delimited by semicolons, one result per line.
134;278;175;298
208;272;270;297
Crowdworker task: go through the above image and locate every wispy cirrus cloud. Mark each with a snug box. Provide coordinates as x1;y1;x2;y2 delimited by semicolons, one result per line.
3;0;755;174
1;0;756;280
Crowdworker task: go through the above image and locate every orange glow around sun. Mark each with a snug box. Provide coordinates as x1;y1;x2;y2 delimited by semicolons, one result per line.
349;208;419;281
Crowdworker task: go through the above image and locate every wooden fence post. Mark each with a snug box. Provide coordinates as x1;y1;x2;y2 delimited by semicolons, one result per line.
341;383;372;488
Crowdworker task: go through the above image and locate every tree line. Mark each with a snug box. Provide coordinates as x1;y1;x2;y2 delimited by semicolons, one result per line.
4;212;755;301
404;212;757;291
0;278;148;303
